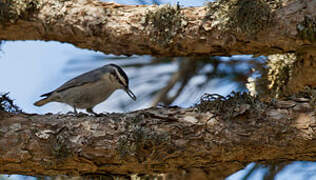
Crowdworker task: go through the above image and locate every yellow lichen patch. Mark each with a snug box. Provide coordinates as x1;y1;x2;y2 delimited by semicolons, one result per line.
247;52;316;99
266;53;296;98
266;53;316;98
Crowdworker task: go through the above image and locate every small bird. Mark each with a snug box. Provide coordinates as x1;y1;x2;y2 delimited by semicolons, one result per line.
34;64;136;114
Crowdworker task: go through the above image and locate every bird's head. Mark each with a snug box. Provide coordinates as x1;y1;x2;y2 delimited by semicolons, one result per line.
107;64;136;101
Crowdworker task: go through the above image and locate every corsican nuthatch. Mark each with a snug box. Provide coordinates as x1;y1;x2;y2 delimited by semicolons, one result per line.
34;64;136;114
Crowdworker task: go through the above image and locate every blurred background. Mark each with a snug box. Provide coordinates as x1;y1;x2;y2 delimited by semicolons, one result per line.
1;0;316;179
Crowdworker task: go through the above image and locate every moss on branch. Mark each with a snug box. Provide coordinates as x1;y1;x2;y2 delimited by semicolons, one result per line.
144;4;187;47
207;0;280;36
0;0;41;25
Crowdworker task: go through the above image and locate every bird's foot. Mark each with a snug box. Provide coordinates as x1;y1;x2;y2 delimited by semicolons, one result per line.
87;108;101;116
66;111;87;117
66;111;77;116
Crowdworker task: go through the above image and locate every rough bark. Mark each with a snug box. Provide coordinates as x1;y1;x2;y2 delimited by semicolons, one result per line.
0;0;315;56
0;96;315;178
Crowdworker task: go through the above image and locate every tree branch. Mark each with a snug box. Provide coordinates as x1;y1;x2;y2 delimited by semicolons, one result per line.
0;0;315;56
0;95;315;178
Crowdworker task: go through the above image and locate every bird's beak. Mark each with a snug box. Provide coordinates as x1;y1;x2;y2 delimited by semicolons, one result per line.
125;88;136;101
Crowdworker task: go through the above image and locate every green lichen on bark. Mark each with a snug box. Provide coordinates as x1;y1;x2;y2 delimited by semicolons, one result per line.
51;139;71;159
0;0;41;25
297;16;316;43
50;127;73;159
117;114;171;160
117;125;171;159
207;0;279;36
144;4;186;47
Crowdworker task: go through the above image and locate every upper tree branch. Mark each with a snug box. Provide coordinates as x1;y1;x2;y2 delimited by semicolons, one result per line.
0;0;315;56
0;95;315;178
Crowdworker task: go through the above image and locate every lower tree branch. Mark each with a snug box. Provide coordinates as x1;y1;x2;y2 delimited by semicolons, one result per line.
0;95;315;178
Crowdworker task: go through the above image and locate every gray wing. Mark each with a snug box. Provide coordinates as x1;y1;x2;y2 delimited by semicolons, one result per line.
41;66;110;97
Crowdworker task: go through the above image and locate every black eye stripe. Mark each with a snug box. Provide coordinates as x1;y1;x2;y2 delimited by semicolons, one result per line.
111;71;127;87
109;64;129;86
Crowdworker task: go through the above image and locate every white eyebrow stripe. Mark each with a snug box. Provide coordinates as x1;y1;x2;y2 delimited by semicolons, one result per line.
114;67;127;87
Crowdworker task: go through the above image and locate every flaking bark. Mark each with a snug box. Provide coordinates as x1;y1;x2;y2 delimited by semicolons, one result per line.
0;96;315;178
0;0;315;56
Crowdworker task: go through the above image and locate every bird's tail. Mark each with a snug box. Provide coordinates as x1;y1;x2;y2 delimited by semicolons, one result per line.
34;98;50;106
